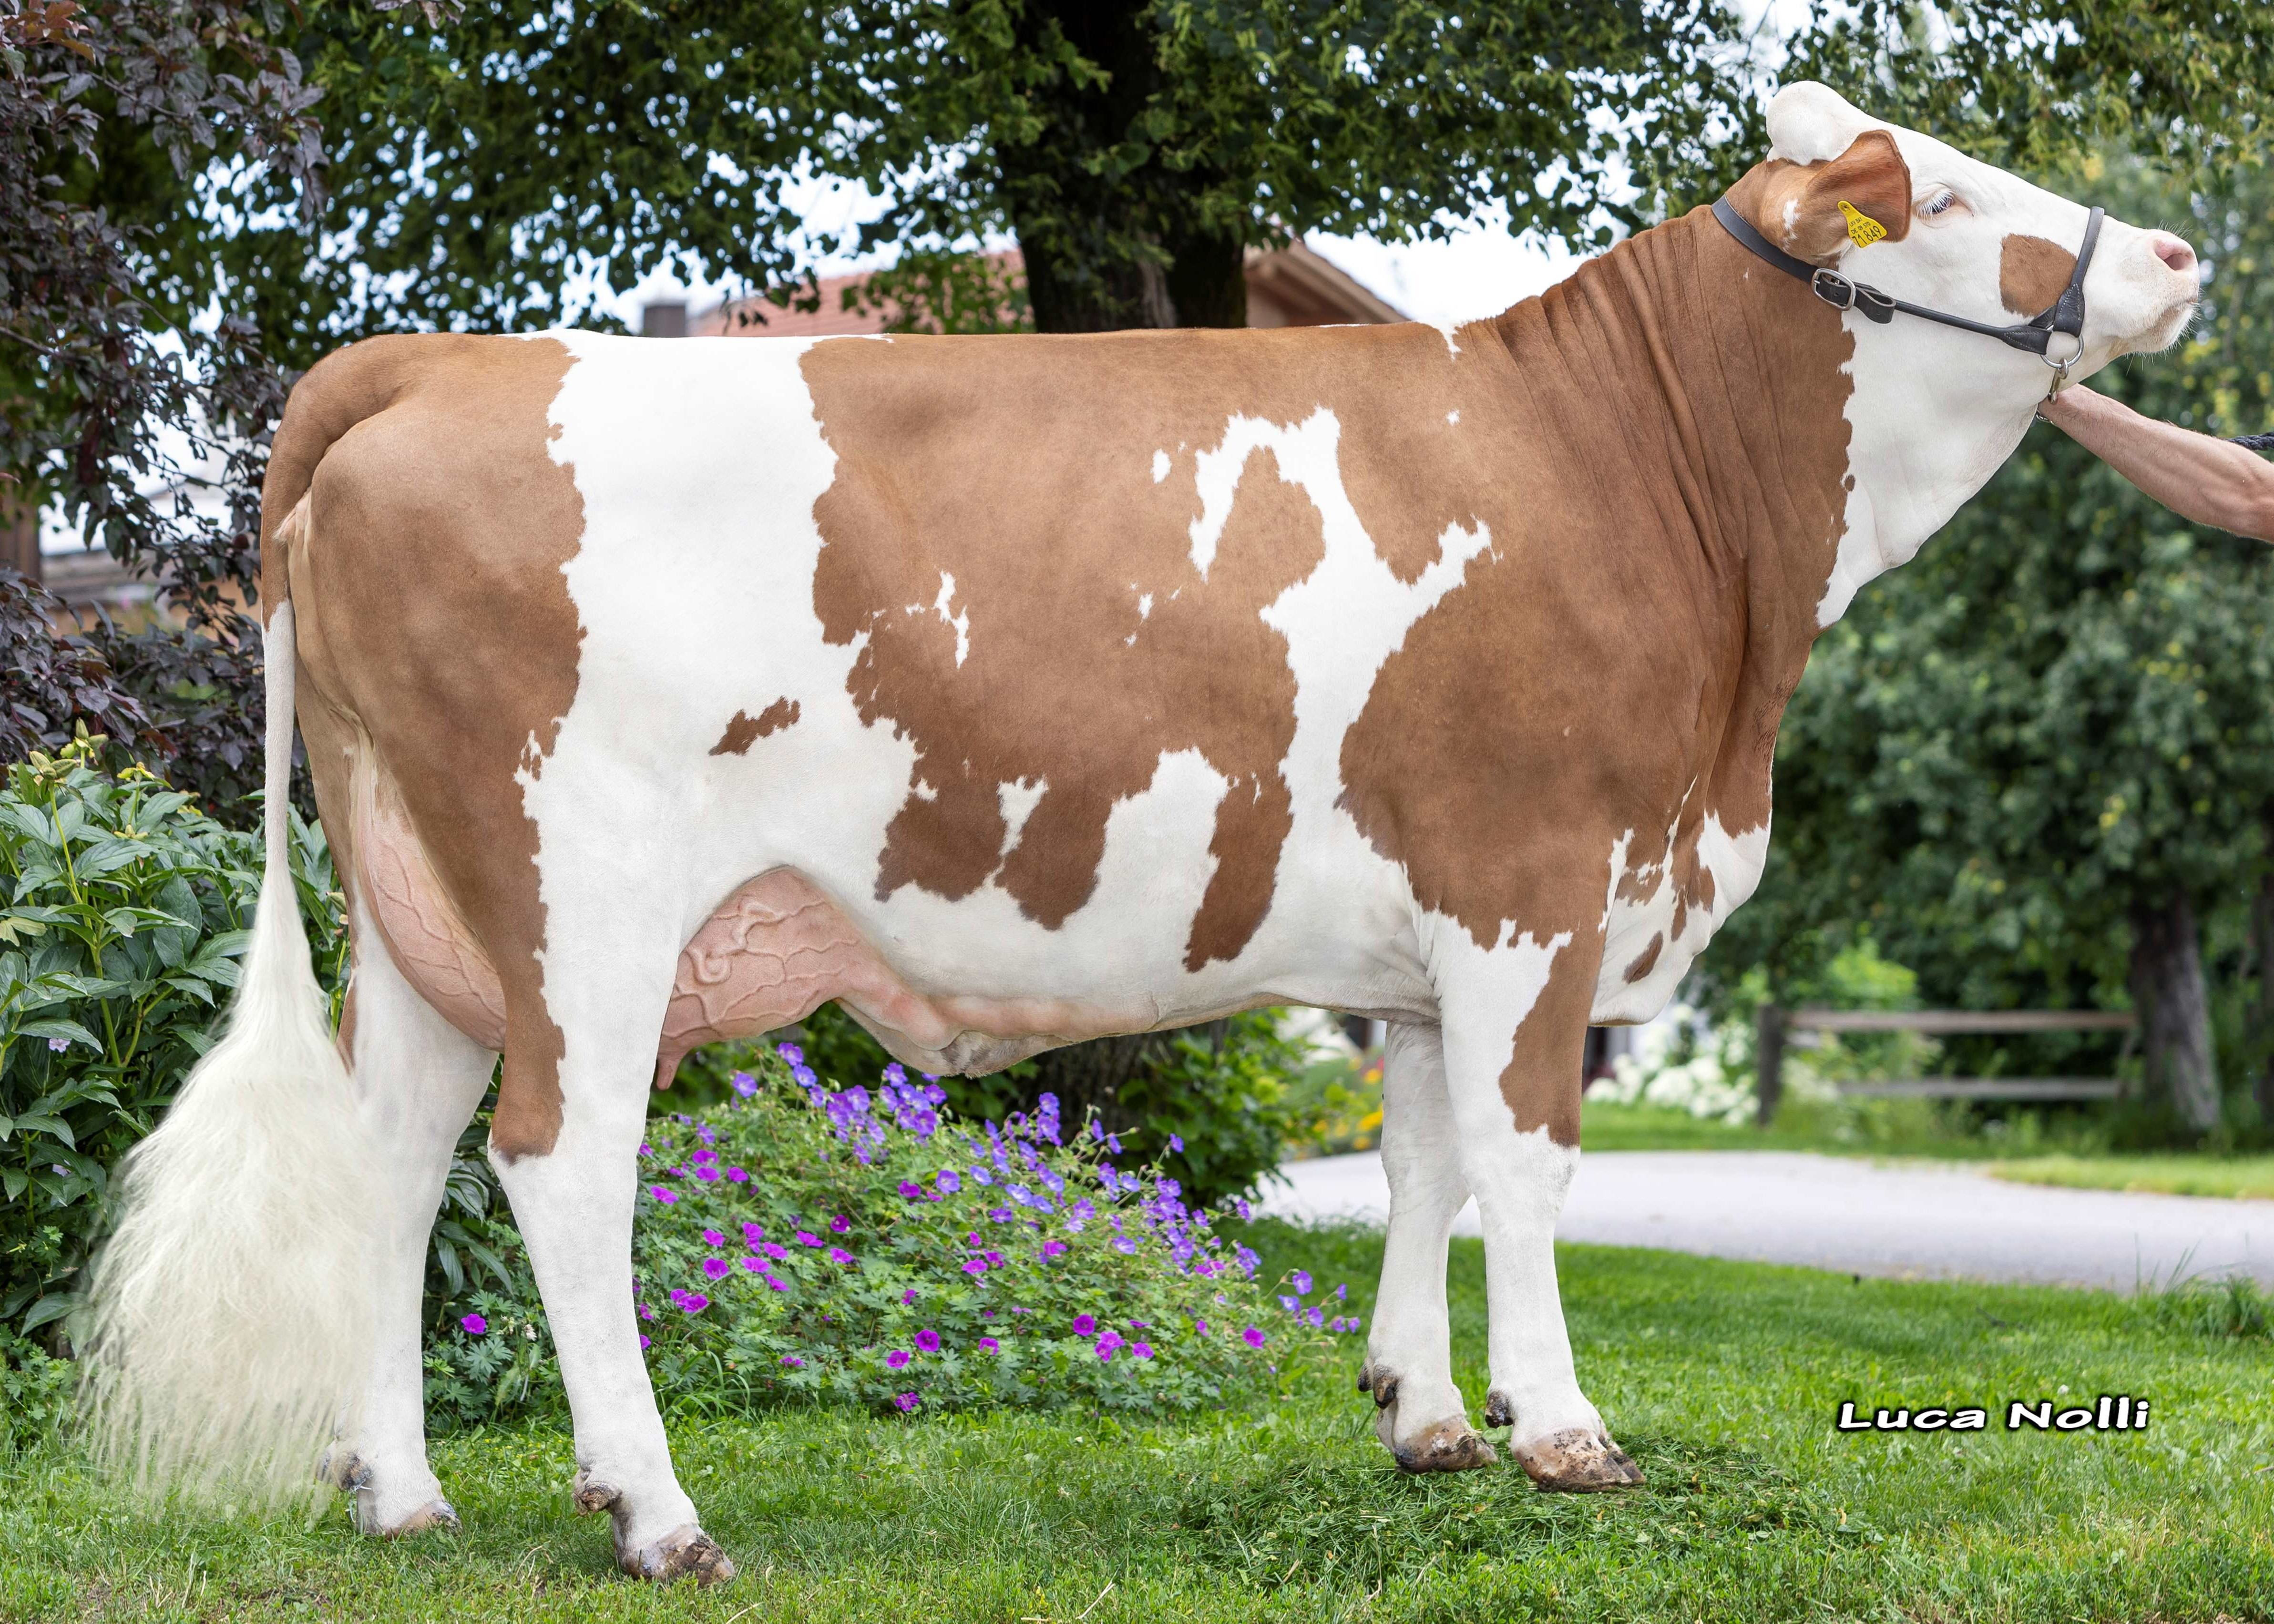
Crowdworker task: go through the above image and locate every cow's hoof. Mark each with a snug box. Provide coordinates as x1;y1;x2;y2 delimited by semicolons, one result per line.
1392;1416;1498;1474
375;1498;461;1537
1513;1426;1646;1492
625;1524;737;1585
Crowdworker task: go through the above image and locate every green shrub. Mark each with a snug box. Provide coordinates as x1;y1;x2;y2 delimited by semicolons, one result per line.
0;734;344;1346
424;1043;1361;1428
717;1003;1308;1209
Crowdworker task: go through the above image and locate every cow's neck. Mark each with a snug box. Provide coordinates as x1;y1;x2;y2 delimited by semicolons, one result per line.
1477;205;2034;840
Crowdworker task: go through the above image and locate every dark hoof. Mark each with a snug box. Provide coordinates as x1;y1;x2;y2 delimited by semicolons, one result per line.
628;1524;737;1585
1393;1418;1498;1474
1513;1427;1646;1492
1483;1391;1514;1430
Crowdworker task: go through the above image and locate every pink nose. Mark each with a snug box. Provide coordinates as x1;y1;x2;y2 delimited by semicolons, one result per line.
2148;231;2198;277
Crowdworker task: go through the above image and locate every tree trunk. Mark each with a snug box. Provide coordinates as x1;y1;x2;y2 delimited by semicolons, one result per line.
2255;858;2274;1126
998;0;1248;335
2130;887;2222;1134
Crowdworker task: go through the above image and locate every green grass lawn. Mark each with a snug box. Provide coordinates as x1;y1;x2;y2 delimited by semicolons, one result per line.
1984;1153;2274;1202
3;1221;2268;1622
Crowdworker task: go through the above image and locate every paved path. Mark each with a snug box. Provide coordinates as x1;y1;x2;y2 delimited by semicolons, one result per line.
1258;1149;2274;1292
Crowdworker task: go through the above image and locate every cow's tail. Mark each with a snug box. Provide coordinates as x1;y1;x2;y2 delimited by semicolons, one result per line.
82;575;378;1512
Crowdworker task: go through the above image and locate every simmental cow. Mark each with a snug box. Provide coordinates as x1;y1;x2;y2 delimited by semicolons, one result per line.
87;83;2199;1581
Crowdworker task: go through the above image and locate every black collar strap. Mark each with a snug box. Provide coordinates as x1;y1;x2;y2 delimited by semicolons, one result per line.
1711;196;2104;375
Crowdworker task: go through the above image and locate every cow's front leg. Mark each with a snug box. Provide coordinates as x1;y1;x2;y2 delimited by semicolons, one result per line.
489;978;734;1585
1361;1021;1494;1471
1437;930;1643;1492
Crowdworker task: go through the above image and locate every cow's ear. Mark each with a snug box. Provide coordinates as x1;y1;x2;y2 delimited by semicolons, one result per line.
1783;131;1914;264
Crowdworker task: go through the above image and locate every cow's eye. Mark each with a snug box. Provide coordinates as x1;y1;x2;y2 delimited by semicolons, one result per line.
1920;188;1959;218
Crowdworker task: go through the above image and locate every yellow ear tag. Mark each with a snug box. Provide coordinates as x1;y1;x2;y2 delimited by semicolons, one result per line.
1838;200;1886;248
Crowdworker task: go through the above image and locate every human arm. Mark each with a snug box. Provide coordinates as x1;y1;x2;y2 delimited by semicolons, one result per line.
2037;385;2274;542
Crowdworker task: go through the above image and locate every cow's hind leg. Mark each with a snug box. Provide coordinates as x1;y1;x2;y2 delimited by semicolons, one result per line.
1439;940;1642;1492
488;960;733;1585
1361;1022;1495;1472
330;910;496;1534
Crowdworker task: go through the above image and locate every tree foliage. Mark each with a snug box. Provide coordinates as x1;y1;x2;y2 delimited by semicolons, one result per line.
1711;146;2274;1136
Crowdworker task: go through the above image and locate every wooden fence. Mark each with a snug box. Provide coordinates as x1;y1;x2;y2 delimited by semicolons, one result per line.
1754;1006;2135;1126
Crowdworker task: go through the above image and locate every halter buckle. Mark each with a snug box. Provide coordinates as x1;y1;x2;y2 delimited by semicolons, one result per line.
1811;270;1897;324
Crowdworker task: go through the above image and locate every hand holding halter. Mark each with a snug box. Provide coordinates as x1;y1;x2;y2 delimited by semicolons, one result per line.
1711;196;2105;397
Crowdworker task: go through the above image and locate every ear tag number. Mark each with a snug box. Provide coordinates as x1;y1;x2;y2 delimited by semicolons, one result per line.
1838;201;1886;248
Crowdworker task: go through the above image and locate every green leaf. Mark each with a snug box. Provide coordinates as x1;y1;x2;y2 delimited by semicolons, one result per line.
20;1292;81;1335
11;1114;74;1146
18;1018;101;1049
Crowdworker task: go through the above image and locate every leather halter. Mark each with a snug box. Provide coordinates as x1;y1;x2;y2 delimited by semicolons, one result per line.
1711;195;2105;390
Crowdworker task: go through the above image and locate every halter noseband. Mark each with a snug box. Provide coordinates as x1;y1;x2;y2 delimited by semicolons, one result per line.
1711;195;2105;392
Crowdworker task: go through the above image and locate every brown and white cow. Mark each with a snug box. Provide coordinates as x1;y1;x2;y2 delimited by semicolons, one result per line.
86;83;2199;1581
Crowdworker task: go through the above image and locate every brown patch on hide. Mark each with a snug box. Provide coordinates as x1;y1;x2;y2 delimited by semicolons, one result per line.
710;697;799;756
262;334;585;1161
1623;933;1664;984
2000;234;2077;316
1721;131;1914;266
805;326;1495;968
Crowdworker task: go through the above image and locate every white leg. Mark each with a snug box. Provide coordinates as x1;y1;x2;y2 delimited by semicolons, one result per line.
487;942;733;1584
331;912;496;1534
1360;1021;1495;1471
1436;929;1643;1491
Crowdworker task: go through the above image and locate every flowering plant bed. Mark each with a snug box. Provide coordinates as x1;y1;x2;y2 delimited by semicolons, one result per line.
432;1043;1358;1420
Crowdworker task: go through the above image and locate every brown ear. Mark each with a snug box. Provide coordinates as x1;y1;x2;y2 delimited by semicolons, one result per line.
1726;131;1914;267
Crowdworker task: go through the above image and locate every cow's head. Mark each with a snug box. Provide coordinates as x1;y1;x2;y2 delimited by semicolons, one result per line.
1722;82;2201;622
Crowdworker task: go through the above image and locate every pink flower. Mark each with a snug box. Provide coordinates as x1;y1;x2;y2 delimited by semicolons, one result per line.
742;1222;765;1244
887;1349;911;1370
1096;1329;1125;1362
726;1167;749;1183
694;1165;720;1182
638;1302;656;1321
649;1187;677;1205
902;1288;919;1306
702;1258;730;1280
1133;1342;1154;1359
914;1328;941;1352
893;1392;920;1412
1071;1314;1096;1336
1042;1240;1067;1258
828;1246;854;1266
1194;1318;1209;1336
459;1314;487;1336
962;1258;988;1275
978;1337;999;1352
639;1333;651;1349
681;1293;710;1314
780;1355;803;1368
763;1273;788;1292
830;1215;850;1233
702;1229;726;1247
740;1256;765;1272
796;1231;820;1247
898;1181;923;1198
760;1243;788;1260
1242;1325;1265;1348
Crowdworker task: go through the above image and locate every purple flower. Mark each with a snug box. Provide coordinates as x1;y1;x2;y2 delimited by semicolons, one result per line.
1133;1342;1154;1359
796;1231;820;1247
898;1181;923;1199
1106;1134;1122;1155
884;1062;907;1084
742;1222;765;1244
697;1125;717;1145
1234;1198;1252;1222
1242;1326;1265;1348
726;1166;748;1182
828;1246;854;1266
777;1042;804;1065
694;1165;720;1182
985;1251;1004;1269
902;1288;919;1306
1291;1270;1313;1296
973;1167;993;1186
793;1064;819;1087
681;1293;710;1315
741;1256;765;1272
761;1242;788;1261
1071;1313;1096;1336
1111;1236;1137;1255
460;1313;488;1336
963;1258;987;1275
1096;1329;1125;1361
915;1328;941;1352
936;1169;962;1195
1279;1295;1300;1313
46;1036;69;1053
764;1274;788;1293
1335;1282;1349;1302
703;1228;726;1247
640;1333;651;1349
649;1186;678;1205
1306;1307;1324;1328
893;1392;920;1412
640;1143;653;1156
638;1302;657;1321
887;1349;911;1370
732;1072;758;1098
989;1207;1012;1223
1169;1134;1184;1152
1042;1240;1067;1259
1195;1318;1209;1336
780;1355;804;1368
703;1257;731;1280
978;1336;999;1352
